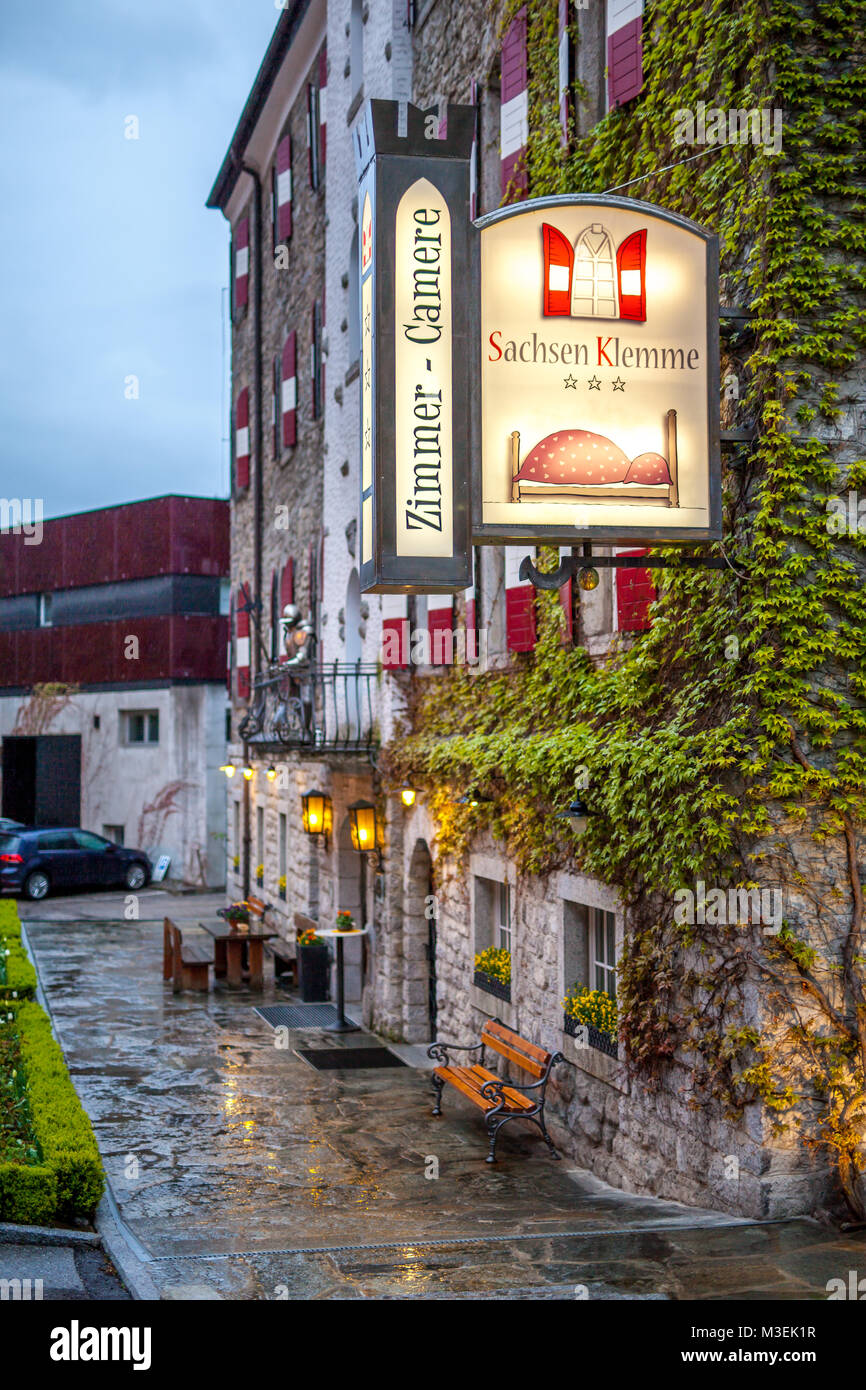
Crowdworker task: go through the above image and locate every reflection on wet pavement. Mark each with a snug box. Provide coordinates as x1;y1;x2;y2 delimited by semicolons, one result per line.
24;917;866;1299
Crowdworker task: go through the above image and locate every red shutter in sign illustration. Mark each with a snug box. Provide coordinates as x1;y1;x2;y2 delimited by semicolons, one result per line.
543;223;574;315
616;229;646;320
276;135;292;241
235;387;250;490
281;332;297;448
500;6;528;201
616;550;656;632
607;0;644;110
236;587;250;700
234;216;249;310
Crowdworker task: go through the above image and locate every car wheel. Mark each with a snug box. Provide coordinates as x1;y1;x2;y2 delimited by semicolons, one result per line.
24;870;50;901
125;863;147;891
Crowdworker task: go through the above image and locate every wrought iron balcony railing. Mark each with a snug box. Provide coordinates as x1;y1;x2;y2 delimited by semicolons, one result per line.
238;661;379;754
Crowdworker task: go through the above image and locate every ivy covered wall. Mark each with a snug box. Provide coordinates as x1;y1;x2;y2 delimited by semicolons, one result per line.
385;0;866;1216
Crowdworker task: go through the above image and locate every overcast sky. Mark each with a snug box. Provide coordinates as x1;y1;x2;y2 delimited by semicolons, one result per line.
1;0;279;518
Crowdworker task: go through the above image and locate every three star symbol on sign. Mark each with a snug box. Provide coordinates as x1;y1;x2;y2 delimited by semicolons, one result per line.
562;375;624;391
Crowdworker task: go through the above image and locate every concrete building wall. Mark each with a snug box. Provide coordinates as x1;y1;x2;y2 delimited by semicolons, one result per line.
0;684;228;886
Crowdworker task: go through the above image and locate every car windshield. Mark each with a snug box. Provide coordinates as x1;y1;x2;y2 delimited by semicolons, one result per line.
0;835;21;854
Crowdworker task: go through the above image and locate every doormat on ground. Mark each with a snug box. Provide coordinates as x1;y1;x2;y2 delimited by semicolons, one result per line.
295;1047;407;1071
254;1003;342;1030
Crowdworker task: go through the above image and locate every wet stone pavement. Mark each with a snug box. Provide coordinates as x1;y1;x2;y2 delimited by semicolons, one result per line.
22;910;866;1300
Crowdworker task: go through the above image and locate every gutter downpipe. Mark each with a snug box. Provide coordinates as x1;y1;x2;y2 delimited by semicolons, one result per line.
241;162;264;903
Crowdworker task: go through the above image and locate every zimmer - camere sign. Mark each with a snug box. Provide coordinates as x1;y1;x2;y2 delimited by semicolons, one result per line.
356;108;720;593
354;100;474;595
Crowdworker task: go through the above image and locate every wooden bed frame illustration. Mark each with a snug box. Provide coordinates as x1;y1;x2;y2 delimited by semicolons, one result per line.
510;409;679;508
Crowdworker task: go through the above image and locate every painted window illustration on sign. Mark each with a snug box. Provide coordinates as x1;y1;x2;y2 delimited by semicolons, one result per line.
543;221;647;322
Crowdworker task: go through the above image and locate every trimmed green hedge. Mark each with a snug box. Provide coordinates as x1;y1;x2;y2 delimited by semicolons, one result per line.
0;906;104;1223
0;898;37;1000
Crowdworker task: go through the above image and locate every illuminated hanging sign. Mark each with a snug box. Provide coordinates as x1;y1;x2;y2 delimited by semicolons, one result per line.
354;100;473;594
472;195;721;544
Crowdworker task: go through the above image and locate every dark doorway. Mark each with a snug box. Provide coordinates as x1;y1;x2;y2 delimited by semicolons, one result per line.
1;735;82;826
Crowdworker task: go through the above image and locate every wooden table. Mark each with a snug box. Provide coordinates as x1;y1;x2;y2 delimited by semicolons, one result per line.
197;920;279;988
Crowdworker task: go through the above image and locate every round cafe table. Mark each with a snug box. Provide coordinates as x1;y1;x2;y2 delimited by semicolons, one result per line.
315;928;369;1032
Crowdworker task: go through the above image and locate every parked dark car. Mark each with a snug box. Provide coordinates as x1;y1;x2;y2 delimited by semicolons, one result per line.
0;828;152;900
0;818;24;833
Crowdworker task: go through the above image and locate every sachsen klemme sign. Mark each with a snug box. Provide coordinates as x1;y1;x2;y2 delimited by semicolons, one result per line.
473;194;721;545
355;107;720;594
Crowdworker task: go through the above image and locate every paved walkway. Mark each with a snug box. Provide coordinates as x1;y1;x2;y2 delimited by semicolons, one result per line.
19;905;866;1299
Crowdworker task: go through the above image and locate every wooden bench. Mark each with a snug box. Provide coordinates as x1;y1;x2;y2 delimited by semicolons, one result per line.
163;918;213;993
428;1019;565;1163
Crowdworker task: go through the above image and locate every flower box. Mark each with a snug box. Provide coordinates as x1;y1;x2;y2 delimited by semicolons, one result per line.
563;1012;619;1058
473;970;511;1003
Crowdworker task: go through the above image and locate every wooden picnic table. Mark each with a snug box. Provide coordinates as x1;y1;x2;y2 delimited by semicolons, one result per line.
197;919;279;988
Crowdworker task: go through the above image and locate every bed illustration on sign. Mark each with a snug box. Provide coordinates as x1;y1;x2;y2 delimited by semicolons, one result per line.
542;222;647;322
509;410;679;508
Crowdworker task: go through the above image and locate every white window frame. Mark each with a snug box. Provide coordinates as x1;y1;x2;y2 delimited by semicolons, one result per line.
121;710;159;746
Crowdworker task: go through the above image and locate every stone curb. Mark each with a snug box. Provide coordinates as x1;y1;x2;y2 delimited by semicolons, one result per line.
95;1195;161;1302
0;1221;101;1248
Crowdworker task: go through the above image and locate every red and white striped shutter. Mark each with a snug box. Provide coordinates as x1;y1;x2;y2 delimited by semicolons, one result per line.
276;135;292;241
235;387;250;490
500;6;529;202
281;332;297;448
469;78;479;220
271;356;279;458
234;216;249;310
607;0;644;110
277;559;294;662
615;549;656;631
428;596;454;666
318;48;327;168
505;547;536;652
236;587;250;699
558;0;570;146
382;595;409;670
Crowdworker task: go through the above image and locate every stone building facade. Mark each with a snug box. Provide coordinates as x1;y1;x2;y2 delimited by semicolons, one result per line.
210;0;860;1221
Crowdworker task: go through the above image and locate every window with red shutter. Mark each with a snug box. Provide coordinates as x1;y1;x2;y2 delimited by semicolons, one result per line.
274;134;292;246
505;547;536;653
311;302;323;420
500;6;529;202
428;597;454;666
233;216;249;313
606;0;644;110
382;595;409;670
281;332;297;447
616;549;656;632
318;48;327;171
236;586;251;699
234;387;250;491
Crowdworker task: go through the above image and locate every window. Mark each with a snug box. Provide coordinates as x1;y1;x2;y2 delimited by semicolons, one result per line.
256;805;264;873
233;800;240;865
38;593;53;627
279;812;287;882
37;831;76;851
474;875;513;955
103;825;125;846
225;707;232;742
495;882;511;952
311;300;323;419
121;710;159;745
590;907;617;997
307;84;321;190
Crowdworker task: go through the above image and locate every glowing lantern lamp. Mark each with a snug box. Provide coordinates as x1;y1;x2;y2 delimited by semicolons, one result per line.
220;764;236;779
400;787;416;807
348;801;380;862
558;793;593;835
301;790;333;844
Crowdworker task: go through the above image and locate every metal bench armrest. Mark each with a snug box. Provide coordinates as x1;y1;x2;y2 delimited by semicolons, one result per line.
481;1052;565;1099
427;1040;484;1065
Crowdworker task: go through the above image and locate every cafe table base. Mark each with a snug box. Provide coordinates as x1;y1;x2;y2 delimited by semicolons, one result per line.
315;928;369;1031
